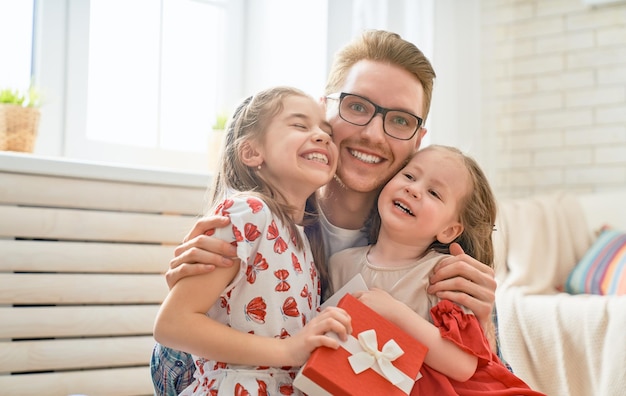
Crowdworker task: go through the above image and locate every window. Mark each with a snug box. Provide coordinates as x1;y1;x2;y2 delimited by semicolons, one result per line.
6;0;329;173
0;1;34;89
0;0;234;172
85;0;225;152
62;0;229;171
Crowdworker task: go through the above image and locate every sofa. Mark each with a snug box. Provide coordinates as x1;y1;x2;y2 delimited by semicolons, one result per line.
493;190;626;396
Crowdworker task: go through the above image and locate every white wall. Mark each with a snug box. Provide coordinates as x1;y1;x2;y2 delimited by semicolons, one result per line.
241;0;329;100
481;0;626;197
429;1;484;167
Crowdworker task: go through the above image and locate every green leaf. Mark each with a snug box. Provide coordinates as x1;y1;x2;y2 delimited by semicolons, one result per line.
0;85;41;107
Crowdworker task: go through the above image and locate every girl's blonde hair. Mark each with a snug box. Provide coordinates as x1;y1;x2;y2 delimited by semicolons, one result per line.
207;86;330;291
367;145;497;267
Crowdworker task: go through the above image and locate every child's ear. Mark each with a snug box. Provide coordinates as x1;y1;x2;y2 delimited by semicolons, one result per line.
240;140;264;168
437;222;464;244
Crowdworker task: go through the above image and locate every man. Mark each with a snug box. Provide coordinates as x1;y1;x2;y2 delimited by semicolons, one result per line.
152;30;498;395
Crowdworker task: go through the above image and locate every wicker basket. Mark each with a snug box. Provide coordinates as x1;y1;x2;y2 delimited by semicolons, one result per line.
0;104;41;152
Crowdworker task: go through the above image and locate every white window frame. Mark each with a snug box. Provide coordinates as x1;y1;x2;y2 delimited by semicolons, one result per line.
33;0;244;172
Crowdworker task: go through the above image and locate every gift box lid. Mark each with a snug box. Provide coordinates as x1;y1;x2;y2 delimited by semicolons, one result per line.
297;293;428;396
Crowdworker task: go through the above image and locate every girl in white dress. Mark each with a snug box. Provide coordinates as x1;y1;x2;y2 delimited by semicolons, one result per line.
153;86;352;395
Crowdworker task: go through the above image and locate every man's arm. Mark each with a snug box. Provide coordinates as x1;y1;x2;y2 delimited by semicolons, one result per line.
165;215;236;289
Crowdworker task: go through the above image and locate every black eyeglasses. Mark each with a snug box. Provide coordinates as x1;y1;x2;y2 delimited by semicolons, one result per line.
326;92;423;140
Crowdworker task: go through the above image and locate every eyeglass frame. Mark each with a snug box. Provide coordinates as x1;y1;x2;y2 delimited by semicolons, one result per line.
326;92;424;141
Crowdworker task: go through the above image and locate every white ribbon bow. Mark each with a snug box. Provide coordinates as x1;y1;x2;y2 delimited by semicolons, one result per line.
347;329;405;385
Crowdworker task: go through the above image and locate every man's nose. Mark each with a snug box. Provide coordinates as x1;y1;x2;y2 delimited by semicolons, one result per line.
360;113;386;143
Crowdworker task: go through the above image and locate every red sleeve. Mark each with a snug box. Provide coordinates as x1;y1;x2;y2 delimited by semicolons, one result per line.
430;300;493;366
414;301;547;395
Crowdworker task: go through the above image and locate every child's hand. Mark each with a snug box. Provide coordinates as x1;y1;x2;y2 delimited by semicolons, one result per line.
353;288;407;322
283;306;352;366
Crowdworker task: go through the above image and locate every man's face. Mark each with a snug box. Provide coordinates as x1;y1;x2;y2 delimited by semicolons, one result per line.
326;60;426;194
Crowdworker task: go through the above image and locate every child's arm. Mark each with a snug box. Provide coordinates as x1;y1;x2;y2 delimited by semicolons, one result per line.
154;261;352;367
354;288;477;382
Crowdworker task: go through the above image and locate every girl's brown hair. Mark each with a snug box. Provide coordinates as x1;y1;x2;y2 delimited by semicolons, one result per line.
207;86;330;292
440;146;497;267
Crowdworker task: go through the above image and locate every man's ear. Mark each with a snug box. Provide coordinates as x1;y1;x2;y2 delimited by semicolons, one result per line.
437;222;464;244
240;140;264;168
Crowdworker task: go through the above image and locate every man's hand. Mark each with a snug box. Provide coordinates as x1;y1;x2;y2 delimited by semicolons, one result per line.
165;215;237;289
427;242;497;351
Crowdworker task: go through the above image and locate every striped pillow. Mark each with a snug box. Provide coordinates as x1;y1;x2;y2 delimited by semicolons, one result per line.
565;229;626;295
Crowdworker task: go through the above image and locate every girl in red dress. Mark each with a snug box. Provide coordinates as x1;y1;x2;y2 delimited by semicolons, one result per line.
331;145;546;395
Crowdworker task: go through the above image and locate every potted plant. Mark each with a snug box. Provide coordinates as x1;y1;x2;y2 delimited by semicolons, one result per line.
208;111;229;171
211;111;229;132
0;85;41;153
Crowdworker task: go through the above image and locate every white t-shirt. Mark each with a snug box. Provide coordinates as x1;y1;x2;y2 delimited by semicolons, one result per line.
318;204;369;261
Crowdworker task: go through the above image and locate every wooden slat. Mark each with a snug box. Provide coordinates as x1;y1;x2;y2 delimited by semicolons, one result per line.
0;165;204;395
0;171;207;215
0;366;153;396
0;336;155;374
0;273;168;305
0;205;196;244
0;239;172;273
0;305;159;339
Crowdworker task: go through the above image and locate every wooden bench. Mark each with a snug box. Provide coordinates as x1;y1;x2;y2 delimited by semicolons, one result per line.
0;153;208;396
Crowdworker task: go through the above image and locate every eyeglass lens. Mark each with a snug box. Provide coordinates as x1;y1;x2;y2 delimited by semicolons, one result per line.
339;94;420;140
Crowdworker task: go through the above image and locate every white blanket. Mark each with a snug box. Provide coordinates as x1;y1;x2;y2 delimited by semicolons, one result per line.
493;192;626;396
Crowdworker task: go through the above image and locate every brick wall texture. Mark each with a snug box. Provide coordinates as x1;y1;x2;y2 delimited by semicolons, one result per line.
481;0;626;197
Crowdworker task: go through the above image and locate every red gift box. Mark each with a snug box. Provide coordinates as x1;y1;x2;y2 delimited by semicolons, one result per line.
294;293;428;396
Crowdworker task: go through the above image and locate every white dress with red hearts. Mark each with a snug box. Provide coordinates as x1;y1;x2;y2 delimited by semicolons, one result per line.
180;194;320;396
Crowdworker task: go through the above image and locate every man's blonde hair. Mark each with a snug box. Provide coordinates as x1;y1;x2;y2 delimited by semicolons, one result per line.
325;30;436;122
